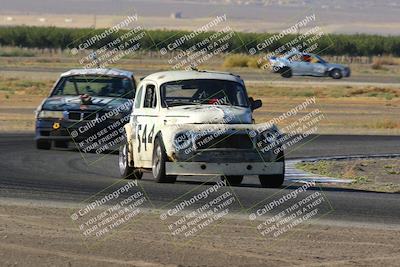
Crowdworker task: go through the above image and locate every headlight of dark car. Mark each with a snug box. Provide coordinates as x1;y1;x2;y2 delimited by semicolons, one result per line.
37;110;64;119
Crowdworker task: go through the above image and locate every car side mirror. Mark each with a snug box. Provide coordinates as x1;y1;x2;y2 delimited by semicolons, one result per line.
249;97;262;110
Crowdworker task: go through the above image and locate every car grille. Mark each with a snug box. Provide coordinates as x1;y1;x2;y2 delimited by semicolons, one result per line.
195;133;254;150
49;128;69;136
68;111;98;121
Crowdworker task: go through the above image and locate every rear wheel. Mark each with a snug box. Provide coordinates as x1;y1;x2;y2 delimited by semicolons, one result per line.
152;138;177;183
222;175;244;186
36;140;51;150
259;151;285;188
119;143;143;180
280;67;292;78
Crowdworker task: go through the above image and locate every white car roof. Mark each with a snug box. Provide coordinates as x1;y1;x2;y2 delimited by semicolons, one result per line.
60;68;134;78
142;70;244;85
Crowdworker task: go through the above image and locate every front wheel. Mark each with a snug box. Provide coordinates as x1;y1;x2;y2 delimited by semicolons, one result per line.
259;151;285;188
259;173;285;188
330;69;343;79
222;175;243;186
152;138;177;183
119;143;143;180
54;141;69;148
36;140;51;150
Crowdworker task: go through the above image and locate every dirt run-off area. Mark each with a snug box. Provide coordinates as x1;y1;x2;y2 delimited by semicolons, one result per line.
297;158;400;193
0;200;399;267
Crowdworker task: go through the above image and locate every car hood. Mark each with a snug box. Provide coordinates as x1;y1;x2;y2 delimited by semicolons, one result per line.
269;56;287;67
163;105;253;124
40;96;133;112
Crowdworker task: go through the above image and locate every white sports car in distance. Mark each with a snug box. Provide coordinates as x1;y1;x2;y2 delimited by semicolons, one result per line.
269;51;351;79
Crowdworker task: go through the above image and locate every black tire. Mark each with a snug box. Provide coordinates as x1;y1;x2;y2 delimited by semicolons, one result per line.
280;67;292;78
259;173;284;188
152;137;177;183
36;140;51;150
330;69;343;79
119;143;143;180
54;141;69;148
259;151;285;188
222;175;244;186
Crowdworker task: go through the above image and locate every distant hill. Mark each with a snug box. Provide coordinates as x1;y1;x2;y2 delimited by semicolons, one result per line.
1;0;399;35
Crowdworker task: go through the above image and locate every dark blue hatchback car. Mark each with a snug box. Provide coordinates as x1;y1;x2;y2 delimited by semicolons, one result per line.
35;68;136;151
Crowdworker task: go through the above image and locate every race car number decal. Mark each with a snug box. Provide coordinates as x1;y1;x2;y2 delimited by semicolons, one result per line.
137;124;155;152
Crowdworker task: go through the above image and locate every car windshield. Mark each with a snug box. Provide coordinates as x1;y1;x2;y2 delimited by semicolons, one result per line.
287;53;327;64
52;75;134;98
160;79;249;107
314;55;327;64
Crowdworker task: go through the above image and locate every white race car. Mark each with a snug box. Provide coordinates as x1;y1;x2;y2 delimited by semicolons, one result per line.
119;70;285;187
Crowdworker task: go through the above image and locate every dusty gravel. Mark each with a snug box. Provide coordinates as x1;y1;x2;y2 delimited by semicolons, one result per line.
1;201;400;267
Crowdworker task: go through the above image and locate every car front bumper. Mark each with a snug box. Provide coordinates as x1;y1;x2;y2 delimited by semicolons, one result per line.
344;67;351;77
166;161;284;176
35;118;124;142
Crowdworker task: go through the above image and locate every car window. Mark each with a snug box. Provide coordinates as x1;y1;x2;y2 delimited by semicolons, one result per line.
62;80;79;95
314;55;327;64
52;75;134;98
161;79;249;107
143;84;157;108
134;86;144;109
301;54;311;62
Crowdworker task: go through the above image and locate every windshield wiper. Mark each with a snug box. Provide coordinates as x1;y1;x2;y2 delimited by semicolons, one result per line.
168;102;199;107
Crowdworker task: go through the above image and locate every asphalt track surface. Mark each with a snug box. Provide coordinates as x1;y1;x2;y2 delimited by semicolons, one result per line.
1;133;400;226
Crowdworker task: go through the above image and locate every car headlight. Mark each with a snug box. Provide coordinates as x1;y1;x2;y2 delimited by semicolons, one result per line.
173;132;192;152
37;110;64;119
262;128;281;142
254;127;281;152
262;131;276;142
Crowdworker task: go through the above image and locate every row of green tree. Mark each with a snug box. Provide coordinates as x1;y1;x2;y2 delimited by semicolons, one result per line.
0;26;399;56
